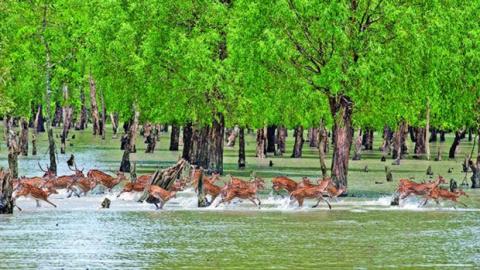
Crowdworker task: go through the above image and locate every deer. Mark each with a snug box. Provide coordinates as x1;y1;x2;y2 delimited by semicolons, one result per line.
191;169;220;191
90;170;127;191
147;185;177;209
15;182;57;208
271;176;314;197
289;178;336;209
421;187;468;208
67;177;98;197
397;176;446;200
116;174;155;197
216;178;265;208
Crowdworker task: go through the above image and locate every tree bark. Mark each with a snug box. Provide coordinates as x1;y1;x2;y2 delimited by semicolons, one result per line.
392;121;407;164
207;114;225;174
429;129;437;142
190;125;210;169
440;131;446;142
329;96;354;188
182;123;193;162
144;123;157;153
89;74;100;136
110;112;119;138
19;118;29;156
100;91;106;140
425;103;430;160
169;124;180;151
449;130;465;159
32;106;39;155
75;82;87;130
120;110;139;172
469;129;480;188
276;125;287;155
256;128;266;159
318;120;328;178
266;125;276;153
0;170;14;214
41;7;57;175
6;118;19;179
238;128;246;168
308;127;319;148
291;125;304;158
414;127;427;158
362;128;373;150
52;102;62;127
60;84;73;154
408;126;416;142
352;129;363;160
226;126;238;147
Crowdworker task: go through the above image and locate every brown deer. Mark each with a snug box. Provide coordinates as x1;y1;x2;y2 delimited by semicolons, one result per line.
397;176;446;200
15;183;57;208
289;178;336;209
38;162;56;179
148;185;177;209
91;170;127;191
421;187;468;207
67;177;98;197
216;178;265;208
116;174;153;197
272;176;314;196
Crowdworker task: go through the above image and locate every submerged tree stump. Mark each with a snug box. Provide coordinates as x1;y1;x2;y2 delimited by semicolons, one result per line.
197;169;207;208
0;170;14;214
139;159;190;203
101;198;111;209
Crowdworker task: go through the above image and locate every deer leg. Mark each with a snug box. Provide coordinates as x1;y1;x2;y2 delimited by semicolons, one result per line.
153;202;159;209
325;199;332;210
420;198;429;207
44;199;57;208
298;198;304;207
159;200;166;210
248;197;258;208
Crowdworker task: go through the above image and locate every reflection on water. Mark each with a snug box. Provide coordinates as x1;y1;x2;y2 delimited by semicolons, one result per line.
1;192;480;269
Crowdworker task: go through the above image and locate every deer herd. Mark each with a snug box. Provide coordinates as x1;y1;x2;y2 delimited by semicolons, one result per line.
11;162;469;210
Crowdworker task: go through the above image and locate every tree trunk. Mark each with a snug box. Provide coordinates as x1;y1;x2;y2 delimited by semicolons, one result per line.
0;170;14;214
440;131;445;142
208;114;225;174
291;125;304;158
226;126;238;147
182;123;193;162
110;112;119;138
468;128;473;142
144;123;157;153
449;131;465;159
276;125;287;155
52;102;62;127
60;84;73;154
197;169;207;207
309;127;319;148
120;110;139;172
352;129;363;160
318;120;328;178
362;128;373;150
266;125;276;153
469;129;480;188
190;125;210;169
41;9;57;175
425;103;430;160
329;96;353;188
6;118;19;179
414;127;427;158
19;118;29;156
408;126;416;143
392;121;407;164
32;106;39;156
256;128;266;159
169;124;180;151
429;129;437;142
75;82;87;130
89;74;100;136
100;91;106;140
238;128;246;169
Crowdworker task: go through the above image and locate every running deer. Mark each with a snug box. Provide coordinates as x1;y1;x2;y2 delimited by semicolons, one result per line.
15;183;57;208
216;178;265;208
148;185;177;209
271;176;314;196
88;170;126;191
421;187;468;207
397;176;446;200
117;174;153;197
67;177;98;197
289;178;336;209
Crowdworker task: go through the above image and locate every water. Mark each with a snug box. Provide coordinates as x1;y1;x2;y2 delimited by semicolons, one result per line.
1;192;480;269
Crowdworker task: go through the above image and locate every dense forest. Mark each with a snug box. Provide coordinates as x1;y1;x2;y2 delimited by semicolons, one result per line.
1;0;480;189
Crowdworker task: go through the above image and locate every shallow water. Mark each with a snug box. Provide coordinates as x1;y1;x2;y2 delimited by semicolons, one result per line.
1;192;480;269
